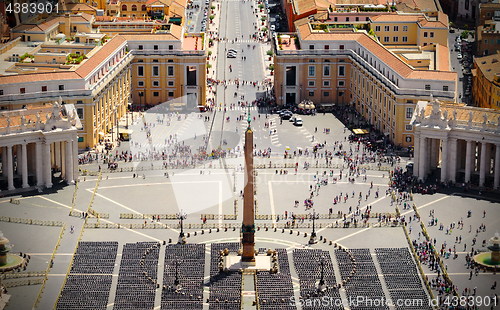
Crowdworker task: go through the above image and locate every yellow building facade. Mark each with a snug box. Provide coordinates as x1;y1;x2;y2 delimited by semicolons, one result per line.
473;52;500;110
273;20;457;148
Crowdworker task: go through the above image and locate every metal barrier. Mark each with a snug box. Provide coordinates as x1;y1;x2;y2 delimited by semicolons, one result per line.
4;278;44;288
398;203;437;309
0;216;64;227
1;271;46;280
120;213;178;220
34;223;65;309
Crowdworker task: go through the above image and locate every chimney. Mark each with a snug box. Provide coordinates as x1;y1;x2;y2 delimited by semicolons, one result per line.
65;13;71;37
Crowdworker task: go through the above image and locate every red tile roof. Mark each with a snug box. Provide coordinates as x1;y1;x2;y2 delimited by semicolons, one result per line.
75;35;127;78
0;72;81;85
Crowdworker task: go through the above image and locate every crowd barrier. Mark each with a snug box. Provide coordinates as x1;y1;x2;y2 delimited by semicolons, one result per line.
1;271;46;280
121;213;178;220
78;162;396;175
398;204;437;310
4;278;44;288
33;223;65;309
68;180;78;216
0;216;64;227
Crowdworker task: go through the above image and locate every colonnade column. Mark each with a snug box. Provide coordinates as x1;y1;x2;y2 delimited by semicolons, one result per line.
465;140;473;183
413;133;420;178
441;138;448;182
6;146;14;190
65;140;74;184
36;142;43;186
419;136;426;181
1;147;6;177
72;136;78;182
494;144;500;189
21;143;28;188
479;142;487;186
44;142;52;188
449;138;457;183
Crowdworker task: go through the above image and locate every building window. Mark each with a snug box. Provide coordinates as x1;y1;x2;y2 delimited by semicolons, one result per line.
425;84;431;90
334;17;338;22
430;32;434;38
338;65;345;76
42;86;47;92
76;100;83;104
308;81;315;87
77;108;84;119
138;45;143;50
153;81;160;87
393;36;399;42
308;91;314;97
384;36;389;42
152;65;159;76
346;17;349;22
169;45;174;50
168;59;173;62
339;45;344;50
403;25;408;32
142;4;146;10
384;26;389;31
132;4;137;11
424;32;428;37
168;91;174;97
168;81;174;87
121;4;127;11
154;45;158;50
338;80;345;87
324;91;329;97
153;92;159;97
309;45;314;50
393;26;399;31
0;90;3;95
323;44;330;50
375;26;380;31
78;137;84;143
323;65;330;76
138;66;144;77
153;59;159;63
443;85;449;91
167;66;174;76
308;65;315;77
59;85;64;90
323;80;330;87
405;124;413;131
405;107;413;119
402;36;408;42
355;17;359;21
138;81;144;87
20;88;25;94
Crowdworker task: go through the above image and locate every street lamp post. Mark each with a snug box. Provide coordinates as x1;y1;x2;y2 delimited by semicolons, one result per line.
309;209;318;244
176;210;187;244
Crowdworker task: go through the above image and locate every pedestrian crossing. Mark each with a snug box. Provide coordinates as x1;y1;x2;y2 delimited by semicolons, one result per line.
213;80;271;86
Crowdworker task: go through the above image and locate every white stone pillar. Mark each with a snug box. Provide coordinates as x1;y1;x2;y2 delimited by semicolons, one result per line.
21;143;28;188
1;147;7;177
72;136;78;182
55;142;61;170
449;138;457;182
441;138;448;182
61;141;66;180
494;144;500;189
413;132;420;178
44;142;52;188
65;140;74;184
7;145;14;190
419;136;426;181
36;142;43;186
465;140;473;183
479;142;488;186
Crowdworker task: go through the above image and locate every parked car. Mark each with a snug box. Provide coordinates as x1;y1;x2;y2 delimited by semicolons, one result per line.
294;118;303;126
289;116;296;122
457;53;463;60
228;48;237;53
227;52;236;58
270;25;275;31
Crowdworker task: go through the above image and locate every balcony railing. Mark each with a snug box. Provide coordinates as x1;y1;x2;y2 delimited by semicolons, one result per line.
131;49;205;56
276;48;456;100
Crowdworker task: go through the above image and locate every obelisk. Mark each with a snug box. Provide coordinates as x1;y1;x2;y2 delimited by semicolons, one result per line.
241;109;255;264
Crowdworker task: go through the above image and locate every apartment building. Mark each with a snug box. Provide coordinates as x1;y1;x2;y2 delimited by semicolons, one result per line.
476;2;500;56
273;19;457;147
472;51;500;110
370;12;449;48
123;25;206;109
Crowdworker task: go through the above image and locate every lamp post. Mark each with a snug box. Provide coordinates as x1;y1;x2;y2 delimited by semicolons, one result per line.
139;91;144;111
280;84;283;106
309;209;319;244
174;259;181;288
176;210;187;244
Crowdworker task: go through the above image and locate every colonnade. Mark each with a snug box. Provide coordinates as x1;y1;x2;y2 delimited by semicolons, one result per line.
414;136;500;188
0;138;77;191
